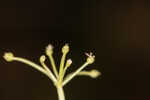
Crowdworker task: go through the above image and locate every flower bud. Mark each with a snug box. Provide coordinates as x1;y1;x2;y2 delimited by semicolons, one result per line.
40;55;46;63
46;44;53;56
3;52;14;62
66;59;72;67
90;70;101;78
85;52;95;64
62;44;69;54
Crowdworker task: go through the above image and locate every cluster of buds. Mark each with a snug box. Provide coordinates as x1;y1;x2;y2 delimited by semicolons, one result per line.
3;44;100;100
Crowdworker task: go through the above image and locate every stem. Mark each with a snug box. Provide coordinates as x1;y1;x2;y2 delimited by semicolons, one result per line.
48;55;59;78
13;57;57;83
40;62;57;83
63;62;89;86
77;71;91;76
57;86;65;100
61;65;68;81
58;54;67;83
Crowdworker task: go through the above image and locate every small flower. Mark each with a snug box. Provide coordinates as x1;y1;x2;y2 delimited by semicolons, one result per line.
66;59;72;68
89;70;101;78
62;44;69;54
3;52;14;62
85;52;95;64
46;44;53;56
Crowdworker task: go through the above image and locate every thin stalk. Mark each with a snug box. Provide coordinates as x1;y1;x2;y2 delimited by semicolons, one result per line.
48;55;59;78
77;71;91;76
40;61;57;83
61;65;68;81
63;62;89;86
58;54;67;83
13;57;57;83
57;85;65;100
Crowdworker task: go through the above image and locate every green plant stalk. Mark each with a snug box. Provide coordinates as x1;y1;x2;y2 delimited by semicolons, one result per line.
40;62;58;83
63;62;89;86
14;57;65;100
77;71;90;76
58;53;67;83
13;57;57;83
61;65;69;81
48;55;59;78
57;85;65;100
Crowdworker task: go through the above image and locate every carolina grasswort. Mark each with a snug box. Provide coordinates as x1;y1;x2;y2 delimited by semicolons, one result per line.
3;44;100;100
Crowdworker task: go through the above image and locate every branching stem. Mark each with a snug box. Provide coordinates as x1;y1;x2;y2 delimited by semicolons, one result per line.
13;57;57;83
63;62;89;86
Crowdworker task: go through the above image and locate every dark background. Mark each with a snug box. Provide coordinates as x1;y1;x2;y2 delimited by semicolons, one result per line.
0;0;147;100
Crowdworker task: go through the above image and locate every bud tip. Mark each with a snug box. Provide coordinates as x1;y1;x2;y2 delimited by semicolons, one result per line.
3;52;14;62
40;55;46;62
85;52;95;64
90;70;101;78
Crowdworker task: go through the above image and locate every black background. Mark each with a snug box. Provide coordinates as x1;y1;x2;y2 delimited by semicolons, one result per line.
0;0;147;100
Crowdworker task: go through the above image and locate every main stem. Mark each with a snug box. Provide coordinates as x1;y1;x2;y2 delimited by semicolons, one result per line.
57;85;65;100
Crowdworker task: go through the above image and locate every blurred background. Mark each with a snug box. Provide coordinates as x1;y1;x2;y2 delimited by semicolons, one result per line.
0;0;147;100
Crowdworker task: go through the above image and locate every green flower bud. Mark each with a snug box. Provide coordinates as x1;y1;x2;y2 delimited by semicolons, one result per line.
40;55;46;63
62;44;69;54
90;70;101;78
46;44;53;56
85;52;95;64
3;52;14;62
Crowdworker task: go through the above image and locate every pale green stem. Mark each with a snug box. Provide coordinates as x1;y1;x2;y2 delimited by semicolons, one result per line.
57;85;65;100
77;70;101;78
40;62;57;83
13;57;57;83
63;62;89;86
64;71;90;78
48;55;59;78
61;65;69;81
58;53;67;83
77;71;91;76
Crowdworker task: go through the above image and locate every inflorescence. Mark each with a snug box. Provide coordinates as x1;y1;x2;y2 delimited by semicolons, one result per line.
3;44;100;100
